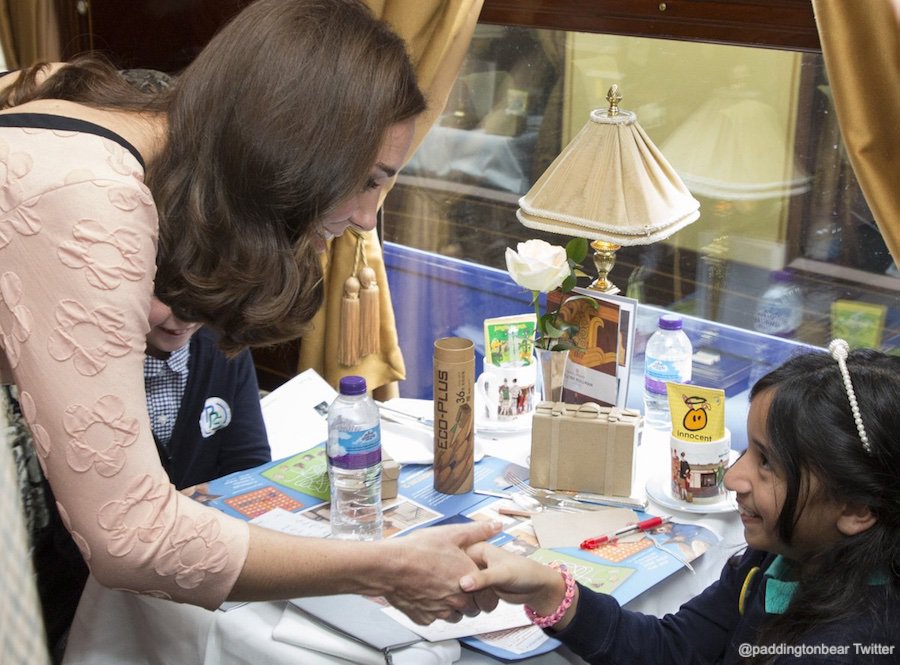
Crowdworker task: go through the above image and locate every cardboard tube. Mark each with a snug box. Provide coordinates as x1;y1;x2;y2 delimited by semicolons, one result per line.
433;337;475;494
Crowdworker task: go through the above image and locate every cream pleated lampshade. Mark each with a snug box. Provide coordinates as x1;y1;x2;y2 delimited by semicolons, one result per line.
661;91;811;201
517;87;700;246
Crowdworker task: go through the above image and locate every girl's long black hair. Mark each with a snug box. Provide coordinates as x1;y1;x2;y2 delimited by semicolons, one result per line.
748;348;900;657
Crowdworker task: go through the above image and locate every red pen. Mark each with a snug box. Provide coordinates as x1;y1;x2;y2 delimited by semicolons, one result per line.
579;516;672;550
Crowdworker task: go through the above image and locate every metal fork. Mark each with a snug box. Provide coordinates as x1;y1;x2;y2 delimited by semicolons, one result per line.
519;491;581;513
477;488;578;513
504;473;605;512
504;472;648;510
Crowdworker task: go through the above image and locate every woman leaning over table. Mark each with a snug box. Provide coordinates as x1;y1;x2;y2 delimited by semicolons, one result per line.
0;0;498;633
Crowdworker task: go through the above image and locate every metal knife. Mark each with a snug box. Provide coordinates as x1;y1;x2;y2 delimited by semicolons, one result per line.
571;492;649;511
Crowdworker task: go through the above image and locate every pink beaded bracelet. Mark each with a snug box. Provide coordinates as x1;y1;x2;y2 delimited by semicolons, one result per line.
524;562;576;628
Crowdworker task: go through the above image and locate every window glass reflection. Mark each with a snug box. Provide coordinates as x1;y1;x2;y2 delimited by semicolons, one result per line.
384;25;897;351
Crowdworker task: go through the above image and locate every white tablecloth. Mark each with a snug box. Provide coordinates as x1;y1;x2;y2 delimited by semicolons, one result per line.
404;124;539;195
63;425;744;665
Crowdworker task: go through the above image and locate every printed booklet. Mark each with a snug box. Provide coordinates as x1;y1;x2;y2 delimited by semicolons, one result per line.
200;446;717;660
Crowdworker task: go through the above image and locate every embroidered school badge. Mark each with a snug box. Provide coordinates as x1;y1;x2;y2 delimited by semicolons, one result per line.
200;397;232;437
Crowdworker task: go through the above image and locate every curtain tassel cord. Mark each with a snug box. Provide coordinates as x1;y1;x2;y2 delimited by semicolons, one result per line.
339;275;361;367
358;265;380;358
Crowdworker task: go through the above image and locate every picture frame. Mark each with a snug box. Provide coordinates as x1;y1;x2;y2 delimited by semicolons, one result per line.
547;288;638;409
482;313;537;368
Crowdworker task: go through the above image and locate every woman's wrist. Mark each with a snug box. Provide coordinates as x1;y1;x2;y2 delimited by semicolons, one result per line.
357;538;404;596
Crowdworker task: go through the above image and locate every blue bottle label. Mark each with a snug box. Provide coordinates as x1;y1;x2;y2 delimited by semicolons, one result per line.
754;303;792;334
645;357;690;395
329;426;381;470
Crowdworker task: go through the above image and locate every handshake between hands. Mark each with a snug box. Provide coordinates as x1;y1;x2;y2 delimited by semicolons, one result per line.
381;520;577;631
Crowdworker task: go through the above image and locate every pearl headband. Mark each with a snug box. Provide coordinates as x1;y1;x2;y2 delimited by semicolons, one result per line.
828;339;872;454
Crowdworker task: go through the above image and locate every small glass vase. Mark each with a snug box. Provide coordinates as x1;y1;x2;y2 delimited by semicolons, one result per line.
535;348;570;403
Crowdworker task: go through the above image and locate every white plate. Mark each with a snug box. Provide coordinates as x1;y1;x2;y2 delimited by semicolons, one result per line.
645;475;737;514
475;410;533;435
380;420;485;465
379;396;530;437
645;449;740;515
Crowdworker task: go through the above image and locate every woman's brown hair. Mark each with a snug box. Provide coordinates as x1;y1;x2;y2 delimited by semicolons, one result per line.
0;56;168;112
2;0;426;354
150;0;426;353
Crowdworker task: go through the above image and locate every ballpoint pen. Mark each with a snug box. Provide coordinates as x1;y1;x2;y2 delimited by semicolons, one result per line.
579;515;672;550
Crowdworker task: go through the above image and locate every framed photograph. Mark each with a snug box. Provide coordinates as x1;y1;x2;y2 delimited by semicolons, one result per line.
548;288;637;409
483;313;537;368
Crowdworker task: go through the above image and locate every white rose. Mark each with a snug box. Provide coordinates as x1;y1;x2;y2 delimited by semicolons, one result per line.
505;239;570;292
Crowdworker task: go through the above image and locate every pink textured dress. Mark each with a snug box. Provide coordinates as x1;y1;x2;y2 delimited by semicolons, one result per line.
0;114;249;609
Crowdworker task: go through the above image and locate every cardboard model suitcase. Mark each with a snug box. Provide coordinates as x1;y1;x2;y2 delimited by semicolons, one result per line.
530;401;642;496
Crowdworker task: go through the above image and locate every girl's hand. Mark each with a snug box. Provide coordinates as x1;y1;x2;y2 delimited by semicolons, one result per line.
461;542;578;629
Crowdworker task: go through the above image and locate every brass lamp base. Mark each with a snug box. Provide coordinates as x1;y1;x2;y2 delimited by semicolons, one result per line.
588;239;621;294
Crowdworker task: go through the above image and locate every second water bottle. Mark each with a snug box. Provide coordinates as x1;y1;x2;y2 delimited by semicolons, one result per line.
643;314;693;431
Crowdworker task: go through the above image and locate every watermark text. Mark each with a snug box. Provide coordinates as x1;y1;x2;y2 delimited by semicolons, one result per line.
738;643;895;658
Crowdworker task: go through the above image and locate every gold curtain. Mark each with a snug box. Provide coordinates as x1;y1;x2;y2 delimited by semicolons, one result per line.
0;0;60;68
299;0;483;395
0;2;13;68
812;0;900;265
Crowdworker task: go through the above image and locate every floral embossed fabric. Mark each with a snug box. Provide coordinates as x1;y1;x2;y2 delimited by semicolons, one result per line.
0;271;33;368
63;394;139;477
58;219;147;290
96;474;170;555
154;515;230;589
0;118;248;609
47;300;132;376
0;137;39;248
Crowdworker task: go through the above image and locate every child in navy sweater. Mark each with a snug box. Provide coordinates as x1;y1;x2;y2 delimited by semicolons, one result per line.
462;341;900;664
144;296;270;489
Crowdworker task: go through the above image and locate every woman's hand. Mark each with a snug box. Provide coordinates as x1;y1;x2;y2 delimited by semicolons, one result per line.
460;542;579;631
376;521;502;625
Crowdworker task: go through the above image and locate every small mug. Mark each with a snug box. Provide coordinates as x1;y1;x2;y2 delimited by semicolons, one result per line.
476;363;537;422
670;429;731;504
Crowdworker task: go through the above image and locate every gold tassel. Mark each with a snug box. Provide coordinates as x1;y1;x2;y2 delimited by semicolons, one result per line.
339;275;360;367
339;229;381;366
358;265;380;357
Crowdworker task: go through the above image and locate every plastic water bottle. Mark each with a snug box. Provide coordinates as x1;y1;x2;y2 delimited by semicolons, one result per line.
643;314;693;431
327;375;383;541
754;270;803;338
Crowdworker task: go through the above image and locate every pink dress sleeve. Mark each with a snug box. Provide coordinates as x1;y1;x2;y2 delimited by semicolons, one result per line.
0;125;249;609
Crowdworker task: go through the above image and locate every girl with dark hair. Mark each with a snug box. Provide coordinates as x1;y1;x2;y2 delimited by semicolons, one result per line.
0;0;498;640
462;340;900;663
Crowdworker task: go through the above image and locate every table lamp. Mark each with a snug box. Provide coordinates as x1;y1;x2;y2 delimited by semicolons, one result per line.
659;70;811;320
516;85;701;294
660;75;811;203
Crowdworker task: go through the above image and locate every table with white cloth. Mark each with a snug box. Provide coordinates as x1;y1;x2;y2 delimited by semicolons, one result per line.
403;123;539;195
63;408;745;665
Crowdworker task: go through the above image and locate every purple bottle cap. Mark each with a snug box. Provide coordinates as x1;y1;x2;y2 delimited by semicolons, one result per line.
658;314;683;331
770;270;793;283
338;375;367;396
